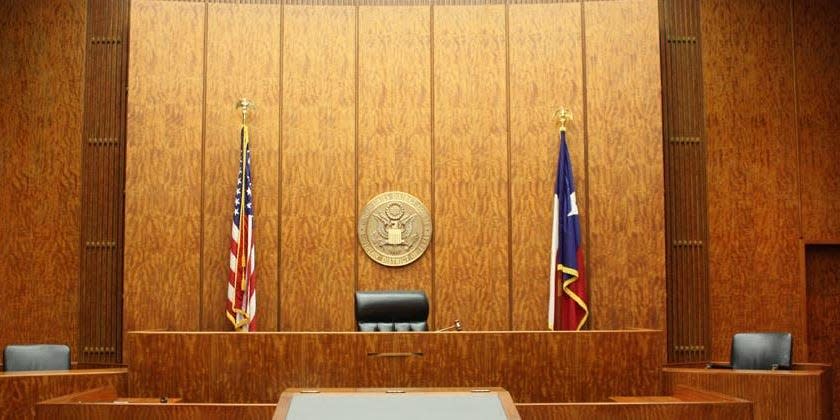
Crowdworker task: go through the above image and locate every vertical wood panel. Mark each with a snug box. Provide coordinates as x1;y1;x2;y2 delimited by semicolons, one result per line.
0;0;85;356
125;0;205;332
584;0;665;330
203;3;281;331
796;0;840;241
508;2;584;331
433;4;510;331
661;0;710;362
700;0;803;361
805;244;840;420
356;6;433;294
280;4;357;331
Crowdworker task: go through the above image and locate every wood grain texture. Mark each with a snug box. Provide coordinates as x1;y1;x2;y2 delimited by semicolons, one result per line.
796;0;840;241
36;402;275;420
433;4;510;331
508;2;584;331
699;0;803;361
515;400;751;420
356;6;433;299
0;369;126;420
584;0;664;330
805;245;840;420
663;366;832;420
202;3;281;331
280;4;357;331
125;330;663;404
0;0;85;358
126;332;211;401
124;0;205;332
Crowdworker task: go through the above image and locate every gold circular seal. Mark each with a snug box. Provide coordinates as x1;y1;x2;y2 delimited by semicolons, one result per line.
358;191;432;267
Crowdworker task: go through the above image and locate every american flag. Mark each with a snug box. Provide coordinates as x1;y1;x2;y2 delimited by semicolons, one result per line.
226;125;256;331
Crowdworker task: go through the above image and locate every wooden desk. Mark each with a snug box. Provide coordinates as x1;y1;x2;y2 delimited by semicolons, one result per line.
35;387;274;420
274;387;520;420
126;330;665;404
663;364;833;420
0;368;126;419
515;385;753;420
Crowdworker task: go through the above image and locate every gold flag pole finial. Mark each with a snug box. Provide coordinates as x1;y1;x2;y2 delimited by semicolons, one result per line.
553;107;573;133
236;98;254;125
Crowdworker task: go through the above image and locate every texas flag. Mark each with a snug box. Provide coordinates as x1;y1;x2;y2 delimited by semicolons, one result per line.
548;131;589;331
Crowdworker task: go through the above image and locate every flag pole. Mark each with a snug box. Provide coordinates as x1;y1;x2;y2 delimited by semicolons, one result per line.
553;107;572;133
236;98;253;125
233;98;254;330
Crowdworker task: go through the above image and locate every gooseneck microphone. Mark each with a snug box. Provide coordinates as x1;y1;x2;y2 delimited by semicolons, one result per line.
437;319;462;332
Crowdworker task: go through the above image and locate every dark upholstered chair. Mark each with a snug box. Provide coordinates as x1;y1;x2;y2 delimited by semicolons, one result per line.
3;344;71;372
355;290;429;332
729;332;792;370
708;332;792;370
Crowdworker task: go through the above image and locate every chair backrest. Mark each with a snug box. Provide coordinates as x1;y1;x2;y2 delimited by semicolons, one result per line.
730;332;792;370
3;344;71;372
355;290;429;332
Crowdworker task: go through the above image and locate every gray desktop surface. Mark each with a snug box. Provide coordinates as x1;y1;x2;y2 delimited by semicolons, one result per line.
285;393;509;420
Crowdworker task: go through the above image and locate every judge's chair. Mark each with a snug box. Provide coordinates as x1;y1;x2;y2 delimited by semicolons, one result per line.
709;332;792;370
3;344;71;372
354;290;429;332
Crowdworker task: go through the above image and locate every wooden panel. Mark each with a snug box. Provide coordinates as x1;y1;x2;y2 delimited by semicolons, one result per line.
573;330;664;401
584;0;664;329
126;332;212;402
203;3;281;331
280;4;357;331
700;0;803;361
508;2;584;331
356;6;433;296
796;0;840;241
79;0;130;365
516;401;751;420
124;1;205;331
664;367;832;420
0;1;85;357
125;330;663;403
660;0;710;363
433;4;510;331
0;369;126;420
37;390;275;420
806;245;840;420
209;333;306;403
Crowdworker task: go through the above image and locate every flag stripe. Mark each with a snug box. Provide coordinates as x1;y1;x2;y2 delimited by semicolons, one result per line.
226;125;257;331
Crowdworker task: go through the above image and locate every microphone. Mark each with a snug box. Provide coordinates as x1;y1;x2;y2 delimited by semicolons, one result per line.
437;319;462;332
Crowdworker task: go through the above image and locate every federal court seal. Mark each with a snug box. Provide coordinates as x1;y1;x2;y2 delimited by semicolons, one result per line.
358;191;432;267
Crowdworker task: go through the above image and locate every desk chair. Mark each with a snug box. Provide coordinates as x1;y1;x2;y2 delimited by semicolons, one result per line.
355;290;429;332
730;332;792;370
3;344;71;372
707;332;792;370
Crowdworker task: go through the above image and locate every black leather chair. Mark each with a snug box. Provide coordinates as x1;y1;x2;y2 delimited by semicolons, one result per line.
729;332;792;370
3;344;71;372
354;290;429;332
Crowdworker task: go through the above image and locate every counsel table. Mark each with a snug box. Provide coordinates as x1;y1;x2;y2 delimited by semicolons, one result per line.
273;388;520;420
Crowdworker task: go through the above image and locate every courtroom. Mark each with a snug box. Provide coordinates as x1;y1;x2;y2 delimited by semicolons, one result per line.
1;0;837;419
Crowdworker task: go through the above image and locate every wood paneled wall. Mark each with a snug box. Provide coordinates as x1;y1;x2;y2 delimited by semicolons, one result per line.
124;0;664;333
0;1;86;356
701;0;840;361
